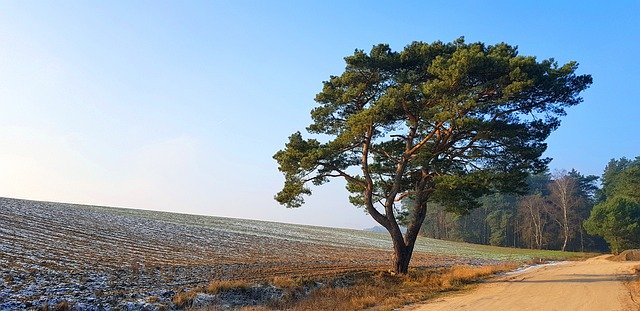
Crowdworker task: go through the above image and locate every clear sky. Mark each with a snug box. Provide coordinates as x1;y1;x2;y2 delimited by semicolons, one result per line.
0;1;638;229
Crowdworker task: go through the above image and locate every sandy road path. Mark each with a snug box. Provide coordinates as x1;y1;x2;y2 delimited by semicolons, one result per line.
409;256;639;311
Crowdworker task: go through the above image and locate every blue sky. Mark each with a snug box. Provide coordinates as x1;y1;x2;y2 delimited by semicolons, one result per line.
0;1;638;229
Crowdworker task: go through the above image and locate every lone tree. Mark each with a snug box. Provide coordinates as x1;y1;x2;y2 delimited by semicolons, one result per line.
274;38;591;273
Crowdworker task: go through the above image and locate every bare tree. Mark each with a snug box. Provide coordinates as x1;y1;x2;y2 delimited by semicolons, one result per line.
518;194;548;249
548;172;581;251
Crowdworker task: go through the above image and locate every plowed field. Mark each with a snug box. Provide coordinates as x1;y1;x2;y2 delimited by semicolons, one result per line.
0;197;581;309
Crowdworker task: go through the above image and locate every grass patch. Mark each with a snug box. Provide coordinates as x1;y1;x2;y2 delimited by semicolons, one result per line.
270;276;303;289
175;279;254;308
188;263;518;311
275;263;518;311
146;295;160;303
38;300;72;311
173;290;198;309
205;279;251;294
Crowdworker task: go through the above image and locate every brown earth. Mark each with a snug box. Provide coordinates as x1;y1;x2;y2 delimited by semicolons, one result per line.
407;255;640;311
611;249;640;261
0;197;478;308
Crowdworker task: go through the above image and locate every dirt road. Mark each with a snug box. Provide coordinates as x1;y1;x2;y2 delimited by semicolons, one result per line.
409;256;639;311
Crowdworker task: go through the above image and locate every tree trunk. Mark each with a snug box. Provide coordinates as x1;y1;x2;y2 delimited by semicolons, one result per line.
387;226;413;274
580;227;584;252
388;203;424;274
561;226;569;251
393;244;413;274
561;203;569;251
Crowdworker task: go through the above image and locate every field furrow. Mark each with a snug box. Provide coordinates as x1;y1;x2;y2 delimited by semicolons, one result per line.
0;197;581;309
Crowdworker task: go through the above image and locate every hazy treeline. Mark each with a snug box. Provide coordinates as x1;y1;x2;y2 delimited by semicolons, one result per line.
400;161;638;252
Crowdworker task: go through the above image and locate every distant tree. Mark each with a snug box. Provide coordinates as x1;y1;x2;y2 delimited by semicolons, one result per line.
566;169;601;252
548;171;582;251
585;157;640;253
467;193;517;246
456;203;491;244
584;196;640;254
404;170;600;251
517;194;550;249
527;172;553;196
274;38;592;273
567;169;599;201
418;201;459;240
599;157;640;201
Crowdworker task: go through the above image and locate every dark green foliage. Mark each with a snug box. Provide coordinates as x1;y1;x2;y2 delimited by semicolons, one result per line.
585;157;640;253
600;157;640;202
568;169;599;202
483;194;517;246
585;196;640;254
274;38;591;272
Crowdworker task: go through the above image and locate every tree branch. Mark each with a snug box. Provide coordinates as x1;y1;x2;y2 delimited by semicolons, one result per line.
362;125;389;227
405;121;444;156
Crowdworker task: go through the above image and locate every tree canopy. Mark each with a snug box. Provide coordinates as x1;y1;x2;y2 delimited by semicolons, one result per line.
585;157;640;253
274;38;592;273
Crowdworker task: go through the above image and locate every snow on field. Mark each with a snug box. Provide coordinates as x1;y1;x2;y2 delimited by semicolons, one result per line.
0;197;521;310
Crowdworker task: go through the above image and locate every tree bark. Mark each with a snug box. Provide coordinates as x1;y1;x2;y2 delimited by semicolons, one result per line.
562;225;569;251
393;243;413;274
389;199;428;274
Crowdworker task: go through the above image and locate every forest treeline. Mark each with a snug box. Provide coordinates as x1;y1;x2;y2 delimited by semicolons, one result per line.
400;156;640;253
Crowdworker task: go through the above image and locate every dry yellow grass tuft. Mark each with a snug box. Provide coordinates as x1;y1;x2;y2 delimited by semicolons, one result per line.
146;295;160;303
173;290;198;309
285;286;380;311
270;275;301;289
186;306;221;311
38;301;73;311
178;279;254;309
205;279;251;294
54;301;71;311
441;265;506;287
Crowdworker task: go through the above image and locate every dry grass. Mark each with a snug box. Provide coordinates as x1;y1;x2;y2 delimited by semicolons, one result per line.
187;305;270;311
38;301;73;311
270;275;302;289
186;307;221;311
205;279;251;294
173;290;198;309
38;301;72;311
269;263;518;311
441;265;505;287
176;279;254;309
187;263;517;310
146;295;160;303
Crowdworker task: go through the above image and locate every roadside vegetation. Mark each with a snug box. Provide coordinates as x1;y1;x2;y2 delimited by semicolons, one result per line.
185;263;519;311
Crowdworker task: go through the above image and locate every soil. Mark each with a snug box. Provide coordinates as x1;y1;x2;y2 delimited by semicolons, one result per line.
0;197;478;309
611;249;640;261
